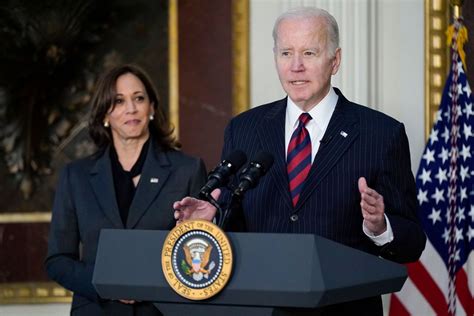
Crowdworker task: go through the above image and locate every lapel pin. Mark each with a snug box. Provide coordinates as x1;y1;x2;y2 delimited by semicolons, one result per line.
150;178;159;183
340;131;348;138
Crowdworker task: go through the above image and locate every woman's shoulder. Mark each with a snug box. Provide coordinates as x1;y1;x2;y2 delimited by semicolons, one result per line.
162;149;203;166
149;137;201;165
61;150;105;174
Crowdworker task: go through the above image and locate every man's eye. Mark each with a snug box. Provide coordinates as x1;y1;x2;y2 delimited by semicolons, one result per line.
281;51;290;57
304;51;315;56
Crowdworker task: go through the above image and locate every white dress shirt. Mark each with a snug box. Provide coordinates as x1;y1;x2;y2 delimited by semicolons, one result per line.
284;87;338;163
284;87;393;245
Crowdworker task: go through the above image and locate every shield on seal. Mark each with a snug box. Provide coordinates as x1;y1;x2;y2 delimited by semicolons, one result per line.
192;256;201;273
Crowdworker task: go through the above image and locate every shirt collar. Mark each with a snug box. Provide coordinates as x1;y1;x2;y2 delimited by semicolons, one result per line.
286;87;338;130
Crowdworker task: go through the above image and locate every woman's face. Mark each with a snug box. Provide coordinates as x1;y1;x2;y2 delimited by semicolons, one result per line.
105;73;154;144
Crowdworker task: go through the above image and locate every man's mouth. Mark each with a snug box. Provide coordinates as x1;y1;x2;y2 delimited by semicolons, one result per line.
290;80;309;85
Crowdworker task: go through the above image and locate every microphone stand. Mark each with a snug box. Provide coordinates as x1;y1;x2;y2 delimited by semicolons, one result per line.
219;190;243;229
201;192;224;225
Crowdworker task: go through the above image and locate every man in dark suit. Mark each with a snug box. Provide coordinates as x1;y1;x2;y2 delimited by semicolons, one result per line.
174;7;426;315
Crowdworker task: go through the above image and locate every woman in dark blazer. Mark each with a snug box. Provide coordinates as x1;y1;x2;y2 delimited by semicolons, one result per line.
45;64;206;315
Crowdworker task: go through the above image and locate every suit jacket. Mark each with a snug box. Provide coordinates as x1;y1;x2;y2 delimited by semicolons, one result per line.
45;138;206;316
221;88;426;315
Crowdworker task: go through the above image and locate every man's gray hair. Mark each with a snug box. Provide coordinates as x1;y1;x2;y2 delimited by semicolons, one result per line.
272;7;340;57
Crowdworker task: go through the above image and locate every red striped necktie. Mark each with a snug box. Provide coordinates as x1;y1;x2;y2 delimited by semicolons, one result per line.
287;113;312;207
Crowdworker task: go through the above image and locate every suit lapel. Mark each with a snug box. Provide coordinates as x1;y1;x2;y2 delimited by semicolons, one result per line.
257;98;293;209
126;140;170;229
89;148;124;228
295;91;360;210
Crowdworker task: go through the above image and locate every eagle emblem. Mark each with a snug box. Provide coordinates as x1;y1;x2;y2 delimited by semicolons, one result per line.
181;238;216;281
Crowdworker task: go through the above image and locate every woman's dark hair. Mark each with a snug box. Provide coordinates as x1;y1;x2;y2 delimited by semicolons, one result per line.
88;64;180;151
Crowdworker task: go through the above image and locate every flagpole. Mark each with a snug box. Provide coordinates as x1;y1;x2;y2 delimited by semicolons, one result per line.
450;0;463;19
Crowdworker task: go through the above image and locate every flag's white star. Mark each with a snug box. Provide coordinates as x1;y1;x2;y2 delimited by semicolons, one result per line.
438;147;449;164
455;226;464;243
455;207;465;223
444;108;451;120
435;110;443;123
454;249;461;262
418;168;432;185
441;127;450;143
435;167;448;184
429;129;439;144
463;83;472;97
442;227;451;243
428;208;442;225
417;189;429;205
457;61;465;74
457;83;464;96
422;148;436;166
460;165;470;182
464;102;473;119
460;144;472;161
449;249;461;262
467;226;474;242
464;124;473;140
460;187;468;202
431;188;445;204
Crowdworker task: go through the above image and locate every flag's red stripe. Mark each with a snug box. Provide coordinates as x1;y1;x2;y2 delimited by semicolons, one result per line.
388;294;410;316
407;261;449;315
456;268;473;315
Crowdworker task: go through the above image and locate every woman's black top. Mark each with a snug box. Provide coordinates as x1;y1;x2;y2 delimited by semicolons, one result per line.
110;138;150;225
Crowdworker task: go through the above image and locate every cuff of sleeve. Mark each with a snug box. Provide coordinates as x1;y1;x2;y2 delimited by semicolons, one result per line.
363;214;394;246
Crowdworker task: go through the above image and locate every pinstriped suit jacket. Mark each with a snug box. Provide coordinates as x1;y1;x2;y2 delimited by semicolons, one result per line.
221;88;426;315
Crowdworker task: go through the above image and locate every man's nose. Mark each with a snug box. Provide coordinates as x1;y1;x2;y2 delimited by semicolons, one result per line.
290;55;305;72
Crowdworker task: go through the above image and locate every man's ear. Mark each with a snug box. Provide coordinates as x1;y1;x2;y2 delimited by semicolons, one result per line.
331;48;342;75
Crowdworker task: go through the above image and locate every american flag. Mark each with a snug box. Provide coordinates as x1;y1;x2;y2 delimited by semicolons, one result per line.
389;19;474;316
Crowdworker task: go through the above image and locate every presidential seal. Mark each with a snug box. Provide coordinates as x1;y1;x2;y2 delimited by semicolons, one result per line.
161;220;233;300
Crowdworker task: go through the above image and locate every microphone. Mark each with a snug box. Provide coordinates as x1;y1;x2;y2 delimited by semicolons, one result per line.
219;151;274;229
199;150;247;200
233;151;274;197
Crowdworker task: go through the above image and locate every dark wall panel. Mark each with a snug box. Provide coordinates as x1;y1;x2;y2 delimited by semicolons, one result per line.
178;0;233;169
0;223;49;282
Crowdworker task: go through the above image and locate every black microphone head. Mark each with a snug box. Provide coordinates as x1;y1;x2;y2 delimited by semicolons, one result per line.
251;151;274;173
224;150;247;171
233;151;274;196
199;150;247;200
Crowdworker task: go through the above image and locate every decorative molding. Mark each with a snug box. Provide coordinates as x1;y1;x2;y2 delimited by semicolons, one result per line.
425;0;449;138
0;282;71;304
232;0;249;115
0;212;51;223
169;0;179;138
